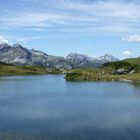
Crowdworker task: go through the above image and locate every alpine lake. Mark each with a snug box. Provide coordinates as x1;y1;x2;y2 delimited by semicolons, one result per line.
0;75;140;140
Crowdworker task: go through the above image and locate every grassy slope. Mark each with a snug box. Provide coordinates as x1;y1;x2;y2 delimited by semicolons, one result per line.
65;58;140;82
65;69;140;82
1;57;140;82
124;57;140;65
0;62;61;76
124;57;140;71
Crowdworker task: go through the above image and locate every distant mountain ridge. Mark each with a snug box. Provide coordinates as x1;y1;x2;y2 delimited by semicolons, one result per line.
0;43;119;69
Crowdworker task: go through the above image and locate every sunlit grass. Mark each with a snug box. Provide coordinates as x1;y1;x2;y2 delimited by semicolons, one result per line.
0;62;61;76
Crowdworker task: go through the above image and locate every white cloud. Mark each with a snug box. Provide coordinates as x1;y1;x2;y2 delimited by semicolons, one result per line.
0;36;9;44
122;50;133;58
122;35;140;42
17;36;41;44
1;0;140;33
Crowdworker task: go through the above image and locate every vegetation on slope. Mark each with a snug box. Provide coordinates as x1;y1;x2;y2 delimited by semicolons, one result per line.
124;57;140;66
0;62;61;76
1;56;140;83
124;57;140;71
65;59;140;82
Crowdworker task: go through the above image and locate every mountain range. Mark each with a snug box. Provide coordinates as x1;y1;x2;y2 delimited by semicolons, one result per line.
0;43;119;69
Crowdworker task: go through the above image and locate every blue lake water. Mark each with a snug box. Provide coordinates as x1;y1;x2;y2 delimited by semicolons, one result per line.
0;75;140;140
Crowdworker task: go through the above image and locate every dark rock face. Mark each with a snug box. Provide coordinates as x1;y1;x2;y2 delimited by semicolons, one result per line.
0;43;119;68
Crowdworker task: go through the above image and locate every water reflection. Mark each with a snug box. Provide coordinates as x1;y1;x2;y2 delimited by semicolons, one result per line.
0;75;140;140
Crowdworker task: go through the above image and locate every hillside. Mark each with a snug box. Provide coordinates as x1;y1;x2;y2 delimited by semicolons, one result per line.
65;58;140;82
124;57;140;68
0;62;61;76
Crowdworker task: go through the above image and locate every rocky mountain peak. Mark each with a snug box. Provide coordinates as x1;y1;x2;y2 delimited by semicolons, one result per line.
67;53;87;58
0;43;119;68
99;54;119;62
30;49;48;57
0;43;11;49
13;43;24;49
66;53;89;62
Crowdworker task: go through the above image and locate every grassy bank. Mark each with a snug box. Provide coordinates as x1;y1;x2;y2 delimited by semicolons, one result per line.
0;62;62;76
1;60;140;83
65;69;140;82
65;60;140;82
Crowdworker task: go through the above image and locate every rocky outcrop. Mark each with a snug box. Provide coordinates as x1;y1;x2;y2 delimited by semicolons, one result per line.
112;68;135;75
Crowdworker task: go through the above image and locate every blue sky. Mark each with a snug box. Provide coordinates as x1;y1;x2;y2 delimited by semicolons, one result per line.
0;0;140;59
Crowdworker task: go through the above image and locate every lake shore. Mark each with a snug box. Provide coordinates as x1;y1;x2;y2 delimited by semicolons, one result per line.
1;61;140;84
65;69;140;83
0;62;62;76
